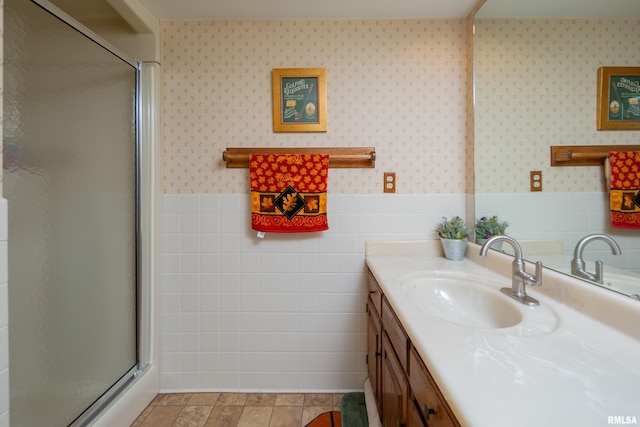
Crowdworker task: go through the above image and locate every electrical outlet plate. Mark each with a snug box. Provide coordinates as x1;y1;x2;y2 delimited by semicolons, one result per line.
530;171;542;192
384;172;396;193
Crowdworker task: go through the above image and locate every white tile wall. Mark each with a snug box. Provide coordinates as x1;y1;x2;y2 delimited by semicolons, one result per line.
0;199;8;427
476;192;640;275
159;193;467;392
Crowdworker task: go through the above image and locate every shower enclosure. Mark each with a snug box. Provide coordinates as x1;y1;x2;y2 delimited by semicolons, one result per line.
4;0;140;425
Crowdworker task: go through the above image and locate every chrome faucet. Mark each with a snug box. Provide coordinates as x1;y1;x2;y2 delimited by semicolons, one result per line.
571;234;621;284
479;235;543;306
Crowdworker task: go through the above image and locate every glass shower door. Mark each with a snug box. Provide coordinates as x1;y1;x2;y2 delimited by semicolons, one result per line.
4;0;139;425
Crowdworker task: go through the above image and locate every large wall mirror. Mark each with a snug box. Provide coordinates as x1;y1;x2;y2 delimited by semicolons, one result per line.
474;0;640;299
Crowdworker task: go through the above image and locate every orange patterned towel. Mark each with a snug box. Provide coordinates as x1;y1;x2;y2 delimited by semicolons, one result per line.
609;151;640;229
250;153;329;233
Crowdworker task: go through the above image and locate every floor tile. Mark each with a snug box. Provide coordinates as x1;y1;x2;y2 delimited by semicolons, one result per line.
268;406;303;427
303;394;333;407
237;406;273;427
203;406;244;427
156;393;194;406
274;393;304;406
217;392;249;406
188;393;221;406
174;406;213;427
246;393;277;406
138;405;183;427
332;394;344;409
131;392;348;427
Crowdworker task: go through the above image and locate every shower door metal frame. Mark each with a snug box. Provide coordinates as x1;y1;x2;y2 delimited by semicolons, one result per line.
25;1;144;425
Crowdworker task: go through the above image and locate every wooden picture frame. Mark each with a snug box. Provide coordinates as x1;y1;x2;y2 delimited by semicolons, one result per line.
272;68;327;132
597;66;640;130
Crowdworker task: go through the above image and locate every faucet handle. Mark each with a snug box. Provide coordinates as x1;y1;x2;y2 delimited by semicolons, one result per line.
526;261;543;287
595;260;604;284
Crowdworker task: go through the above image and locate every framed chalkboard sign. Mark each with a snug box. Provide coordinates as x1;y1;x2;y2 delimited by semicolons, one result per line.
272;68;327;132
597;66;640;130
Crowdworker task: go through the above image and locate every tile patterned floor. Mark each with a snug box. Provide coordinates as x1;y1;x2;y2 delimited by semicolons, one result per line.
130;393;344;427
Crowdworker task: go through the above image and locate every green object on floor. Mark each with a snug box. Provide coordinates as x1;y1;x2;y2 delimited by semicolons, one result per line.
340;392;368;427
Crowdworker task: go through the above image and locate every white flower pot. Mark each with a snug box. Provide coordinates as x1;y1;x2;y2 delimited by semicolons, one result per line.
440;238;468;261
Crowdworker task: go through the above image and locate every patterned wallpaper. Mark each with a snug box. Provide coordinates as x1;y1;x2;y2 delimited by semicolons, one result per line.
0;0;3;197
160;19;469;194
474;18;640;193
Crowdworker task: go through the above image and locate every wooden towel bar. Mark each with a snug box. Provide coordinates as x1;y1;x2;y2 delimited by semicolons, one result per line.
550;145;640;166
222;147;376;168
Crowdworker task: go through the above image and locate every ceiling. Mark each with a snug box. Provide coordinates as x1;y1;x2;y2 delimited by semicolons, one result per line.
47;0;640;30
476;0;640;18
137;0;640;20
138;0;480;20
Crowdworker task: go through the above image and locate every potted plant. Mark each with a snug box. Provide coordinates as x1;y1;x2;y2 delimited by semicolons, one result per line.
474;215;509;247
435;216;471;261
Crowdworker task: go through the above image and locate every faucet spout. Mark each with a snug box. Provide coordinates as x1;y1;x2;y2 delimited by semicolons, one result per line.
479;234;522;259
479;235;542;306
571;234;621;284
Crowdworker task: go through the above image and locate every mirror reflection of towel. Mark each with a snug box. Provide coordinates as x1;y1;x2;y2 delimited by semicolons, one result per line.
250;153;329;233
609;151;640;229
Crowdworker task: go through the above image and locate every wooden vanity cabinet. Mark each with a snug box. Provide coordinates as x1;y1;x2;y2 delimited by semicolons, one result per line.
367;271;383;414
367;269;460;427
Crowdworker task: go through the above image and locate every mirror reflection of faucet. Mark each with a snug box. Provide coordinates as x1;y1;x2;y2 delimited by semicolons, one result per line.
571;234;622;285
480;235;543;306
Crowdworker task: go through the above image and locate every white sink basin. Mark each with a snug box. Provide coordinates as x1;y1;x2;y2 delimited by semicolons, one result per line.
397;271;558;335
399;272;522;329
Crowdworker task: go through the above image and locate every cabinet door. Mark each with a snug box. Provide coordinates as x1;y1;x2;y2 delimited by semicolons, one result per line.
382;297;409;372
368;270;383;316
409;346;459;427
367;298;382;413
407;396;427;427
382;334;408;427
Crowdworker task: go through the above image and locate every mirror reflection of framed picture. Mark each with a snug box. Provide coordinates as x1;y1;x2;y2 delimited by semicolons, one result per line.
272;68;327;132
597;66;640;130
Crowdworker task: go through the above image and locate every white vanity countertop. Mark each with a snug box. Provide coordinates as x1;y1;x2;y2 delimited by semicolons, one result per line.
365;240;640;427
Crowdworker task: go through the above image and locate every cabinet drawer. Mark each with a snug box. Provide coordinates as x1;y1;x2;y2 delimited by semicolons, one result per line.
409;346;459;427
382;296;409;372
367;269;383;316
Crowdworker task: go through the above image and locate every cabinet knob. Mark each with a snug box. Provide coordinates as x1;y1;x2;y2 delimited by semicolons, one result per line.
422;404;436;421
369;290;375;295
